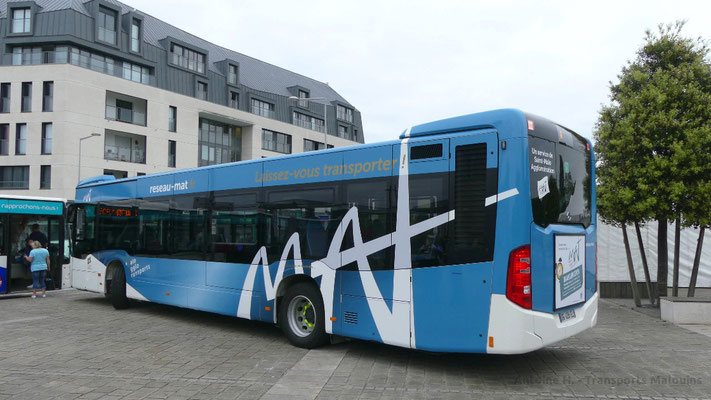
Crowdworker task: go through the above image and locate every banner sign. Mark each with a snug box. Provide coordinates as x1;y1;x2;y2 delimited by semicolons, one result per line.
0;199;63;215
554;235;586;310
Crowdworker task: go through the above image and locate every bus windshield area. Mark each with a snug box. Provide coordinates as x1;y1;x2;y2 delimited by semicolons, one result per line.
528;119;591;228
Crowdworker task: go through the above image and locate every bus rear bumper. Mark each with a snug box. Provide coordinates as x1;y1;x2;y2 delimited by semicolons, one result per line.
486;292;598;354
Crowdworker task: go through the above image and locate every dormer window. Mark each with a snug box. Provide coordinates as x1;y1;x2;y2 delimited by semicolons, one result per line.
337;104;353;123
171;43;205;74
11;8;31;33
97;6;117;44
228;64;238;85
130;19;141;52
298;90;309;107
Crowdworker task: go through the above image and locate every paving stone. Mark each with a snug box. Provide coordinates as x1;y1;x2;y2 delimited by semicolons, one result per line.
1;291;710;399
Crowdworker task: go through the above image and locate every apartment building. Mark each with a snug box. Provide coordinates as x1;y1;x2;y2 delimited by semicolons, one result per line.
0;0;363;199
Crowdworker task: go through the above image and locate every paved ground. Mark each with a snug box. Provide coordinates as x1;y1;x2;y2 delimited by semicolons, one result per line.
0;290;710;400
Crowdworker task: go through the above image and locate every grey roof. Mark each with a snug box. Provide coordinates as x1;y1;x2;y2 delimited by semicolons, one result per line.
1;0;352;106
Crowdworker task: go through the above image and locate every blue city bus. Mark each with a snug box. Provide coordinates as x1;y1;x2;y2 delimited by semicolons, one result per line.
69;109;597;354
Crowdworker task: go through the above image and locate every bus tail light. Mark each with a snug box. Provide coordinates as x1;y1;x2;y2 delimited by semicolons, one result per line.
507;245;532;309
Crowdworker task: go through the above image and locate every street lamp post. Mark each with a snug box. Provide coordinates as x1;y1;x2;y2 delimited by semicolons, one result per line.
288;96;329;149
78;133;101;182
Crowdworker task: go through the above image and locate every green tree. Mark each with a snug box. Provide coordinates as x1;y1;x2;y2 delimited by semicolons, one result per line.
594;21;711;302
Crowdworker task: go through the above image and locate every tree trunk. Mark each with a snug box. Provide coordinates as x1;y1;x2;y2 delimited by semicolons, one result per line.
688;227;705;298
672;217;681;297
623;224;642;307
635;222;655;305
657;218;668;300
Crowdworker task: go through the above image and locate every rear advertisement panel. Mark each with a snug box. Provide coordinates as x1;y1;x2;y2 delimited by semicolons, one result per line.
554;234;586;310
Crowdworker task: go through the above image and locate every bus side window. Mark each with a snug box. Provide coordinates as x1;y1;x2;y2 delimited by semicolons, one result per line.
135;197;170;258
345;178;394;271
211;191;258;264
265;185;339;263
409;173;449;268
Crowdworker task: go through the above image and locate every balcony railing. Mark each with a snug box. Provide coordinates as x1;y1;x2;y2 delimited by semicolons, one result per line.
251;106;275;119
293;118;326;133
104;145;146;164
3;49;157;86
106;105;146;126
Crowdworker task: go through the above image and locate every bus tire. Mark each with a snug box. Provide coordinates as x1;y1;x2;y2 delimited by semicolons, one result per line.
279;282;328;349
110;264;130;310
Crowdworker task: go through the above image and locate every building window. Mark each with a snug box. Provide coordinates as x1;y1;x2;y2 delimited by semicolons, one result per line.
41;123;52;155
0;166;29;189
168;140;176;168
21;82;32;112
137;172;145;176
42;81;53;112
170;43;205;74
251;98;275;118
196;81;208;100
338;125;355;141
298;90;309;107
97;7;117;44
0;83;9;113
40;166;51;189
303;139;333;152
69;48;115;74
169;106;177;132
0;124;8;155
122;62;150;84
199;118;241;167
262;129;292;154
228;64;238;85
103;169;128;179
104;130;146;164
293;111;325;133
337;105;353;123
131;19;141;52
15;124;27;155
229;91;239;109
11;8;31;34
12;47;41;65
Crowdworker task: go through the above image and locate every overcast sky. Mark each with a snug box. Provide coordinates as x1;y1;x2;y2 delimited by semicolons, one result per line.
129;0;711;143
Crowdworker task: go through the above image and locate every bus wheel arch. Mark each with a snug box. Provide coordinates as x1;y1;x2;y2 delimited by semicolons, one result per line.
276;276;329;349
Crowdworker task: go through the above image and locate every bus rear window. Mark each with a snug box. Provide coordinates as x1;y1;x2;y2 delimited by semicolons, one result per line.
529;124;591;228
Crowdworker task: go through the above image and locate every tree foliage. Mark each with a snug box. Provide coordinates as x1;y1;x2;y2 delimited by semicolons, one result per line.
595;21;711;227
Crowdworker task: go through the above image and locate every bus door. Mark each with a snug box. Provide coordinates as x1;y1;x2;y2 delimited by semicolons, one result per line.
411;130;498;352
2;210;64;293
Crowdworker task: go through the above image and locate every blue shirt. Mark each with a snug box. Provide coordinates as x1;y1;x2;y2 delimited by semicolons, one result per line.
29;248;50;272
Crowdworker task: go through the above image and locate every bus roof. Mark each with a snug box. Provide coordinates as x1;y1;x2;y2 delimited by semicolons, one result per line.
0;194;66;203
402;108;527;140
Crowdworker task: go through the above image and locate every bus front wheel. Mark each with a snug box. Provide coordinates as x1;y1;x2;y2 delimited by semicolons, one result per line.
279;282;328;349
110;264;130;310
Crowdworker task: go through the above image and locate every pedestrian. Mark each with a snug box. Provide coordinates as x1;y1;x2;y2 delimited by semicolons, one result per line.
23;241;50;299
28;224;48;248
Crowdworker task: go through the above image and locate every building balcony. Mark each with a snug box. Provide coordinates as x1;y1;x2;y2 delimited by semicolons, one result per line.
293;118;325;133
106;105;146;126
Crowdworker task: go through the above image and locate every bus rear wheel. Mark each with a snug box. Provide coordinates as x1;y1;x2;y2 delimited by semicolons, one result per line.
110;264;130;310
279;282;328;349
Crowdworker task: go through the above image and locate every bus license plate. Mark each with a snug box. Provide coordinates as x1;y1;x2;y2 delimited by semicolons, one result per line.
558;309;576;323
